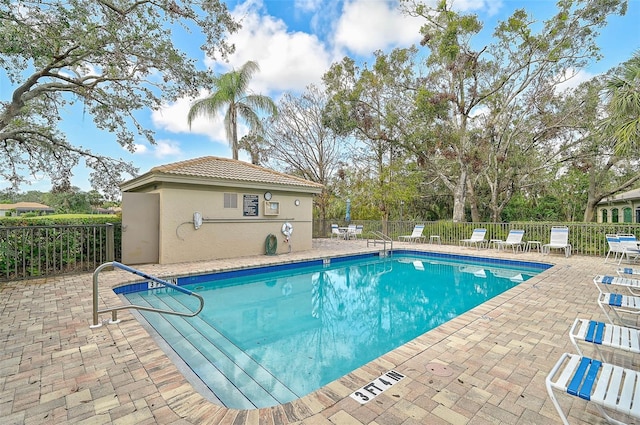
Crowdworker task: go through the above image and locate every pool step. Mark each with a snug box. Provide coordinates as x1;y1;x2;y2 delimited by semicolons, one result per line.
125;292;298;408
157;294;300;404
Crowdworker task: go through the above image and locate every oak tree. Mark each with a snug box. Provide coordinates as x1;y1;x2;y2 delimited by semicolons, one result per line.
1;0;238;198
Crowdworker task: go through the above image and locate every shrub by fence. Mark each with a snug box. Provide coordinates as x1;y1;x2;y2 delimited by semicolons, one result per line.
0;221;121;281
313;219;640;257
3;217;638;281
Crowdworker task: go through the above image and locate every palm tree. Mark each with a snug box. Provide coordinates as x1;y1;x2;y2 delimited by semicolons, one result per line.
187;60;277;160
604;51;640;155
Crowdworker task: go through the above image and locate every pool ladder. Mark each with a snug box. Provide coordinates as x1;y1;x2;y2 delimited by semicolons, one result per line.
367;231;393;257
90;261;204;329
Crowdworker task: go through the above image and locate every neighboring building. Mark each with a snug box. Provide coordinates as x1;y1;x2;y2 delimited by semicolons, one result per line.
0;202;55;217
91;207;121;215
119;156;324;265
597;188;640;223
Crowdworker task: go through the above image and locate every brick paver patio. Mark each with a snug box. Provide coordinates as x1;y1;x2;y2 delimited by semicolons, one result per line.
1;239;635;424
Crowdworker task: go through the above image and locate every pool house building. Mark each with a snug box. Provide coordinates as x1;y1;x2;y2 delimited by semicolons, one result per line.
119;156;323;265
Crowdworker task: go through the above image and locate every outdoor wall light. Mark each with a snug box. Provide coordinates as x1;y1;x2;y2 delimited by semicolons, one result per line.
193;211;202;230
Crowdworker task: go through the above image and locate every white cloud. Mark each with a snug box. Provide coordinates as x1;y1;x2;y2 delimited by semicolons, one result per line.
294;0;323;13
151;0;509;142
555;68;595;93
152;95;200;133
132;139;183;158
206;0;332;94
332;0;423;56
152;140;183;158
452;0;503;16
153;0;333;141
150;91;230;143
133;144;148;154
330;0;504;57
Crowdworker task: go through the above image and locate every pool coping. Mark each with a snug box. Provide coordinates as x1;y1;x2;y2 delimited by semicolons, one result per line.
111;249;552;294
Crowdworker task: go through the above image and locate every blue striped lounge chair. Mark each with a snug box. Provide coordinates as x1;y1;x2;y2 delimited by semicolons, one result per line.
459;228;487;249
569;318;640;359
546;352;640;425
605;234;624;263
543;226;571;257
618;267;640;277
618;234;640;265
594;274;640;296
398;224;425;243
597;292;640;329
494;229;525;253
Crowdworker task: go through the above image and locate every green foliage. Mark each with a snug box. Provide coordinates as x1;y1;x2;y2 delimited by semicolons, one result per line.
0;214;120;227
396;0;628;222
1;0;238;198
0;217;122;280
604;52;640;155
19;212;40;218
1;187;118;215
530;196;565;221
500;193;531;222
500;192;567;222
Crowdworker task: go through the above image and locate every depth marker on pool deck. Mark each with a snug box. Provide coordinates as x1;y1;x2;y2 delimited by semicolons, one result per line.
349;370;405;404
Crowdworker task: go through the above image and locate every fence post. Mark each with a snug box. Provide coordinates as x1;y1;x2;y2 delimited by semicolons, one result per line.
106;223;114;263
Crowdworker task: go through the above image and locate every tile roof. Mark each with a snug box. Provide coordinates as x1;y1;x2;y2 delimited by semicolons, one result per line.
149;156;324;189
0;202;54;210
598;188;640;204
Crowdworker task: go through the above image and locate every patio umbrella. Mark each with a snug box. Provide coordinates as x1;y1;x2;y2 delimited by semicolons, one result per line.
345;199;351;223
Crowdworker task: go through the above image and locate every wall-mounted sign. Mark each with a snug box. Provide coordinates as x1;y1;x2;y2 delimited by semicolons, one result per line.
243;194;259;216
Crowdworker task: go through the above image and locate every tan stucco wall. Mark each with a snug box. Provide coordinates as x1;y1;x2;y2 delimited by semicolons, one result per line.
152;184;314;264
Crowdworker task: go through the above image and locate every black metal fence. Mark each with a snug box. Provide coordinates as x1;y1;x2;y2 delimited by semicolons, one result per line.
314;219;640;257
3;220;637;281
0;223;121;281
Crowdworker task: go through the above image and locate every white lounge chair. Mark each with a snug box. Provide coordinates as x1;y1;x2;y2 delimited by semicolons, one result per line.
605;234;624;264
543;226;571;257
493;230;525;253
459;228;487;249
618;267;640;277
330;224;345;239
569;317;640;359
546;352;640;425
597;292;640;329
618;234;640;265
346;224;357;240
398;224;425;243
354;225;364;239
594;274;640;296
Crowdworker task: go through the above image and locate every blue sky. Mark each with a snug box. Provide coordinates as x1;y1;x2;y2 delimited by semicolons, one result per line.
4;0;640;194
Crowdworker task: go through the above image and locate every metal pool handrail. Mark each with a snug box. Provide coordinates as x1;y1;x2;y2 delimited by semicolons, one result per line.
90;261;204;328
367;230;393;254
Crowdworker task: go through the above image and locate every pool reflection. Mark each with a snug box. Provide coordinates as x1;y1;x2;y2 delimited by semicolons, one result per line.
198;257;533;399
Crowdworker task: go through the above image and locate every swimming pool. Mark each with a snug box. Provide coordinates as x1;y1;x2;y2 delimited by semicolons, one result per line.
116;251;550;409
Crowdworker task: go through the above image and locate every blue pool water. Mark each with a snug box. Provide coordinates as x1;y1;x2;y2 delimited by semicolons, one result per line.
118;252;550;409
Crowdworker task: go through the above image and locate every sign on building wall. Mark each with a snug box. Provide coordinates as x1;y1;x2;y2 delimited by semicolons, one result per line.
243;194;259;216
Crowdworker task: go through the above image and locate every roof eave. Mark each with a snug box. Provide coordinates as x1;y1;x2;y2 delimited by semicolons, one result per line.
120;171;323;194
